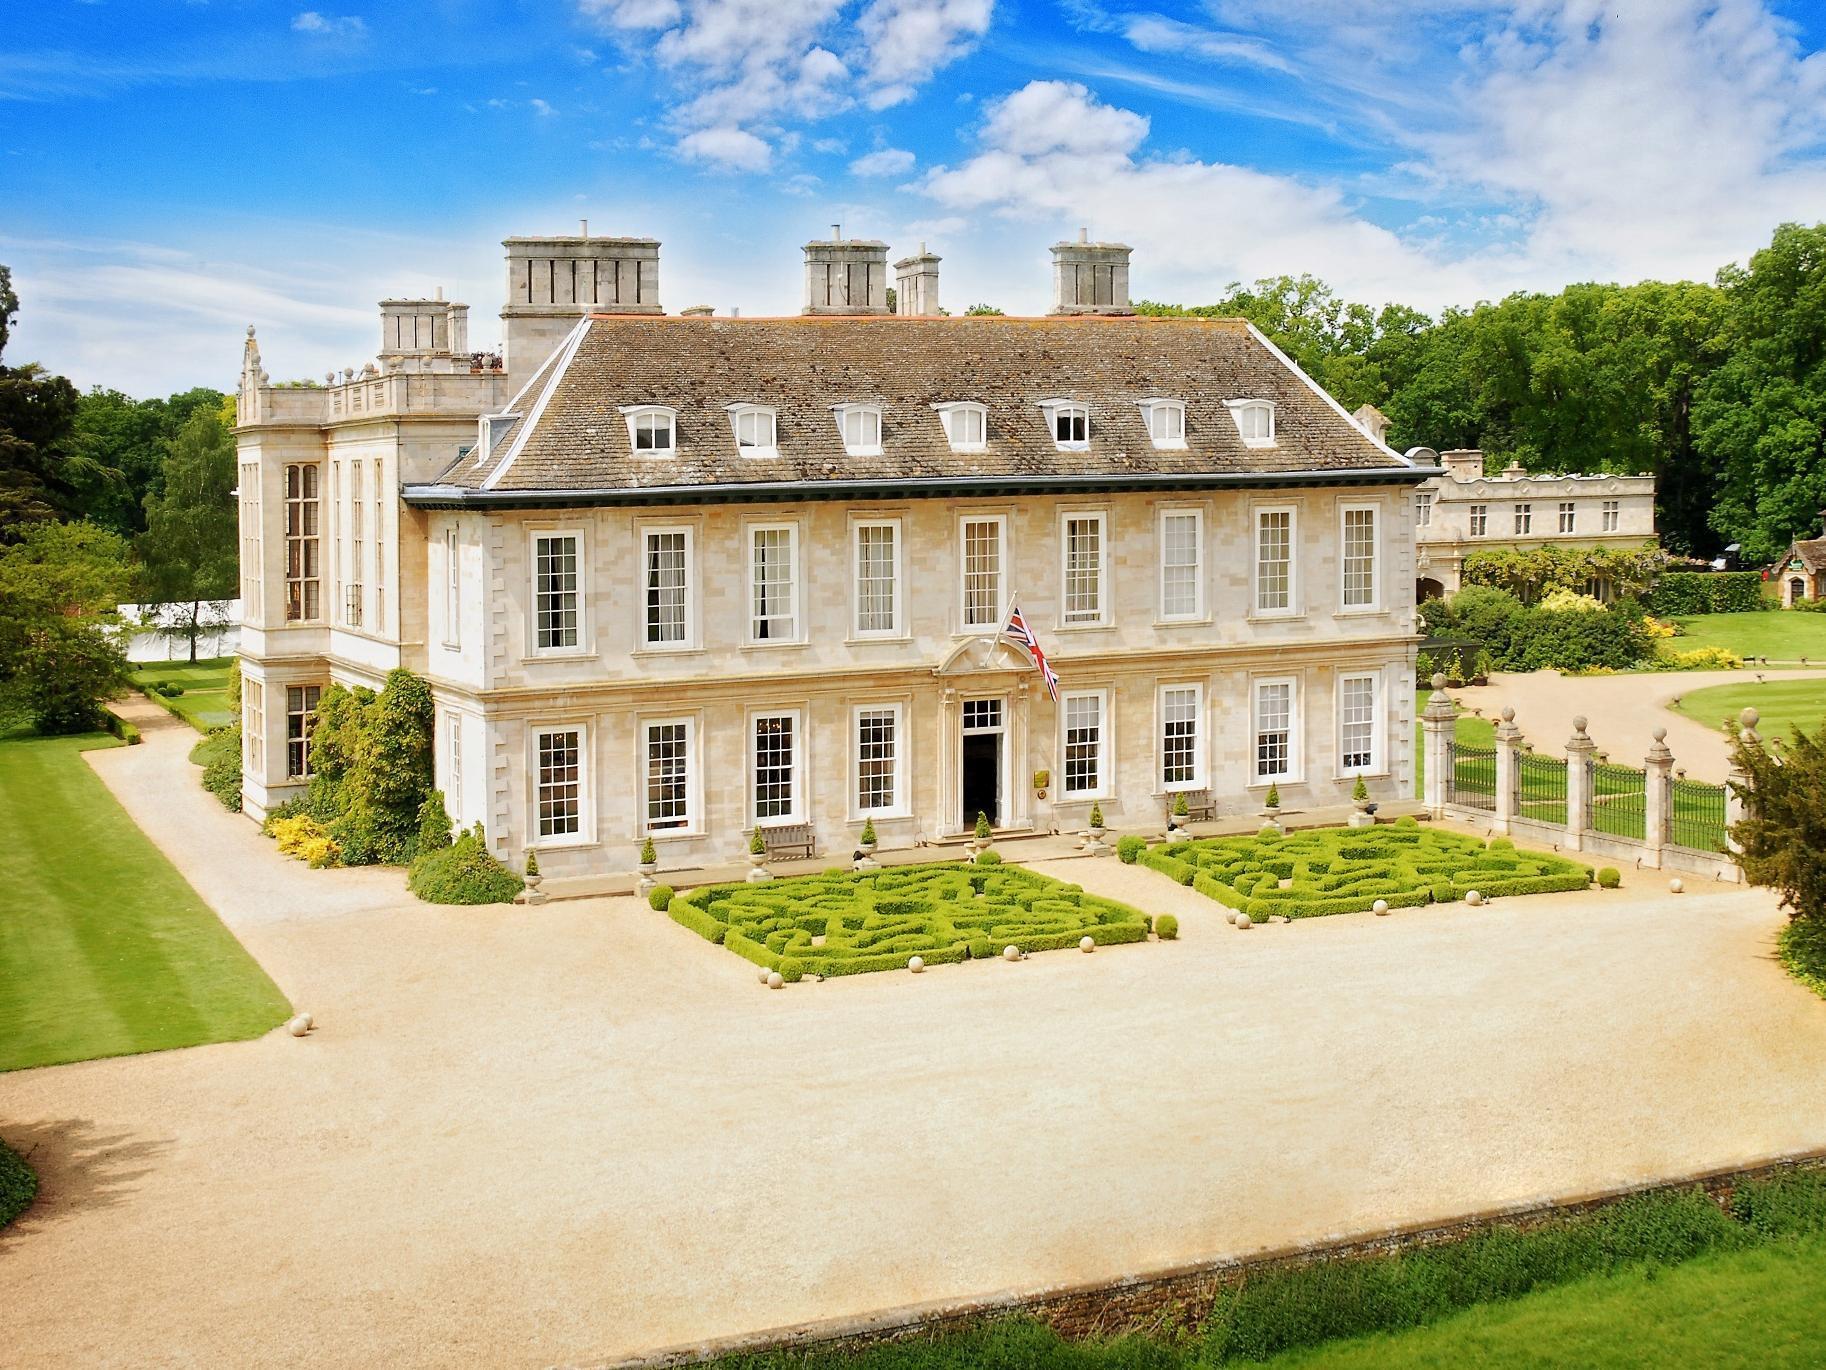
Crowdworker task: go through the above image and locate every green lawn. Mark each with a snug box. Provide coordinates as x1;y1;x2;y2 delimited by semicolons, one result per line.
129;657;235;732
1670;678;1826;745
0;729;289;1071
1275;1238;1826;1369
1670;611;1826;665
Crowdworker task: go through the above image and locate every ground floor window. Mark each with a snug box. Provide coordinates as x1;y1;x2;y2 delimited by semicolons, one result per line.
644;719;691;832
753;713;799;821
243;679;265;780
535;728;582;839
1062;690;1107;797
856;706;900;814
1254;678;1295;782
1339;674;1378;774
285;684;322;780
1160;684;1201;788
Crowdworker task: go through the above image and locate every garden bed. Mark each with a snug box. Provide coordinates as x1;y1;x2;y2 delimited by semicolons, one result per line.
666;862;1152;980
1134;822;1592;920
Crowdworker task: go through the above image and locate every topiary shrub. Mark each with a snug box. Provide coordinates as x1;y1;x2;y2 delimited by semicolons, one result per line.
1257;825;1281;840
1352;775;1369;802
1172;791;1189;819
0;1135;35;1230
1597;866;1621;888
524;848;539;878
408;823;524;905
640;836;658;866
1488;836;1515;851
859;817;877;846
416;792;453;854
648;883;674;911
1088;801;1105;829
975;848;1002;865
974;810;992;841
749;828;767;856
1265;783;1281;809
199;723;242;812
1117;834;1146;863
1156;914;1178;940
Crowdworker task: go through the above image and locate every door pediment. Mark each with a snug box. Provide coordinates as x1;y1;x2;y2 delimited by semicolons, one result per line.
935;634;1031;678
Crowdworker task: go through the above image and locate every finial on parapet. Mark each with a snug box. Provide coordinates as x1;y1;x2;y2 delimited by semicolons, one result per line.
1739;707;1762;749
1646;725;1673;766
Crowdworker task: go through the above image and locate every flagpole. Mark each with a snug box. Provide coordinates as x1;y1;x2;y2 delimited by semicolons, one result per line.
994;589;1019;643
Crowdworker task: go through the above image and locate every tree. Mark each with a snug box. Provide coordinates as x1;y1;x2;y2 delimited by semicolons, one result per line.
1732;722;1826;924
963;303;1004;315
0;266;87;536
0;521;132;733
136;403;238;662
1696;222;1826;564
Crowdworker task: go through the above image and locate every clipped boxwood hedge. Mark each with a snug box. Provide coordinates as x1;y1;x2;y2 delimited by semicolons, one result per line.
0;1135;36;1230
669;862;1149;978
1139;826;1591;920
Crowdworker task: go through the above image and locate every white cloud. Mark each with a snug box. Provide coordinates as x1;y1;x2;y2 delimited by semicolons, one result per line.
1118;15;1290;72
677;124;773;171
290;12;367;37
855;0;993;107
849;146;915;176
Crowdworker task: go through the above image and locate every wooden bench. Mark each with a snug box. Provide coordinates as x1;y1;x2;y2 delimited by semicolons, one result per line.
759;823;816;861
1166;789;1216;824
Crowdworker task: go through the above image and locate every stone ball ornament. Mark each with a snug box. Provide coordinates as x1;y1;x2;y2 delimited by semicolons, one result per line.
1670;877;1685;894
286;1012;314;1038
766;971;785;990
1432;672;1447;690
1225;910;1238;925
1373;899;1390;916
1079;936;1095;953
908;955;925;973
1466;889;1485;906
1236;912;1252;929
759;967;773;985
1003;945;1022;962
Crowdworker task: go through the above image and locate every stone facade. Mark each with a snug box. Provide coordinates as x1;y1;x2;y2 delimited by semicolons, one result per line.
235;232;1431;876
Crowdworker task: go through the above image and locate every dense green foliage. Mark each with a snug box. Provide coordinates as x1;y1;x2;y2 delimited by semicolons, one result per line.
1647;571;1769;615
649;883;674;911
407;821;523;905
1731;723;1826;925
284;669;436;865
708;1173;1826;1370
0;520;133;733
1154;914;1177;940
0;264;85;530
1461;545;1664;602
1117;834;1146;863
134;402;238;661
198;723;243;811
1422;584;1652;673
670;863;1151;978
0;728;289;1070
0;1136;35;1229
1138;827;1591;920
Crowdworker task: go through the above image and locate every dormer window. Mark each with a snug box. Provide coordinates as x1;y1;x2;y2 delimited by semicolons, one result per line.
620;405;677;457
1039;399;1090;451
833;404;883;456
933;402;987;452
1138;398;1186;449
1226;399;1275;447
726;404;778;458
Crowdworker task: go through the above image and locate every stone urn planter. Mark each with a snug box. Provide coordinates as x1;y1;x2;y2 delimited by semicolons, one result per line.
745;830;772;883
516;849;549;905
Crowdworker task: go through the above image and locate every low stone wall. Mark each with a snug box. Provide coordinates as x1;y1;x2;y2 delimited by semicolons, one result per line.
573;1146;1826;1369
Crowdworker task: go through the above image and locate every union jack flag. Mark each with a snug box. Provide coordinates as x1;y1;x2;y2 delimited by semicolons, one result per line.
1003;603;1059;702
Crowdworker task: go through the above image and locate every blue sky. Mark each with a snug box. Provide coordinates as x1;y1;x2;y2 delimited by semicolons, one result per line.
6;0;1826;396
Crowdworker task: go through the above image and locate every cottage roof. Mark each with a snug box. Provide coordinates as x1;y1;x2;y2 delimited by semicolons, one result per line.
407;313;1426;507
1783;538;1826;573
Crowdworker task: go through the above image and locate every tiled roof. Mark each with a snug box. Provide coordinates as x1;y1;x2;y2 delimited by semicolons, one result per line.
1786;538;1826;573
421;314;1416;502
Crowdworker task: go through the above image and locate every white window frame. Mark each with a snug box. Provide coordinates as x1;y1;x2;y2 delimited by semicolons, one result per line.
1337;672;1383;777
746;521;802;645
1339;503;1380;612
620;404;678;457
1602;499;1620;532
285;683;322;781
1158;505;1205;622
851;518;904;638
283;462;320;624
1060;688;1111;800
1252;675;1300;785
640;715;697;836
1059;509;1109;628
1158;682;1204;792
1557;501;1576;534
959;513;1008;630
726;403;778;459
529;527;585;656
446;713;464;825
1469;503;1488;538
243;678;265;781
1137;398;1187;450
853;702;906;818
832;403;884;457
1514;502;1533;535
530;723;590;847
1415;489;1434;527
750;708;806;826
932;402;987;452
1253;504;1298;618
442;525;460;649
1226;399;1276;447
1038;399;1089;452
640;523;697;650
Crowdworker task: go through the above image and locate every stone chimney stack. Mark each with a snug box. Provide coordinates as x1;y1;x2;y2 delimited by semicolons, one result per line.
1440;449;1487;482
1049;228;1133;316
379;296;469;360
500;231;661;376
803;229;890;315
894;243;941;317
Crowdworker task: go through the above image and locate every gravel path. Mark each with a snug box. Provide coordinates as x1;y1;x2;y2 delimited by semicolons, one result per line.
1447;669;1826;782
3;717;1826;1368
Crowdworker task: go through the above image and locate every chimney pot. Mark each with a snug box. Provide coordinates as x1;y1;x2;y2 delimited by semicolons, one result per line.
893;245;942;317
1049;236;1133;316
500;230;662;374
803;233;890;315
580;219;588;237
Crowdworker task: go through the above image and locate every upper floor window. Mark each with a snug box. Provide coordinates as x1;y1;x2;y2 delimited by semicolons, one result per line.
833;404;883;456
933;402;987;452
1558;501;1576;533
1160;508;1203;620
1061;512;1107;626
1226;399;1276;447
1341;506;1378;609
1514;502;1533;535
621;405;677;456
283;463;319;623
1255;507;1294;615
748;524;799;643
1039;400;1089;451
727;404;778;458
961;516;1005;628
643;526;692;647
532;532;581;652
853;520;901;636
1469;503;1488;537
1602;499;1620;532
443;526;460;648
1138;398;1186;449
1415;490;1434;527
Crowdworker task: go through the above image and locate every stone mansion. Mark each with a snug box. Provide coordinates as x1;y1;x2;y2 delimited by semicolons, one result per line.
234;229;1435;876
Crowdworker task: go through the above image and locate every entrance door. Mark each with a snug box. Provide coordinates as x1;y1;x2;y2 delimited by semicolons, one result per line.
961;697;1004;830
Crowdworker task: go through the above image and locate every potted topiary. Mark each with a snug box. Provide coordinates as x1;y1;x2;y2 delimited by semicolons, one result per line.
1352;775;1370;811
1087;801;1106;840
517;847;547;905
1170;791;1189;831
1262;782;1283;833
970;810;992;856
638;836;658;878
746;827;772;882
858;817;877;857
